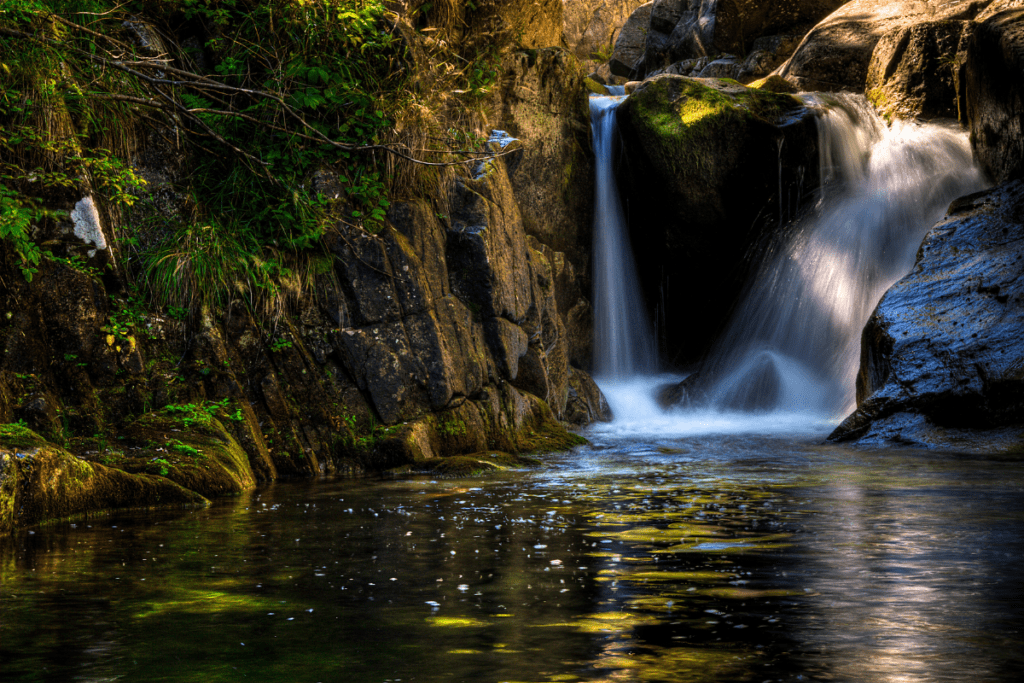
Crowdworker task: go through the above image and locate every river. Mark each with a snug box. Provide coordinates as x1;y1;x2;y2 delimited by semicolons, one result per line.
2;413;1023;682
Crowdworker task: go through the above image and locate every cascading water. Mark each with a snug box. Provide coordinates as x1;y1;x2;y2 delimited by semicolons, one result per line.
590;91;658;380
589;92;987;432
695;94;986;418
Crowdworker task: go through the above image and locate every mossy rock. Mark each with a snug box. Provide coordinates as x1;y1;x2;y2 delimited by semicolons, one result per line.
417;452;543;478
1;430;207;534
614;74;818;364
115;408;257;497
0;423;50;451
620;75;804;174
748;75;799;94
585;77;610;95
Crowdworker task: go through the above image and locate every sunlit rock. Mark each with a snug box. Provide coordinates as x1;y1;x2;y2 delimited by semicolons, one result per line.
830;180;1024;453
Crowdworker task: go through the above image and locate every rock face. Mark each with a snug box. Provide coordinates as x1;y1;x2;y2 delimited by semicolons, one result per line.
610;2;655;77
615;75;818;363
0;6;611;532
486;48;596;370
563;0;650;61
866;20;972;120
642;0;846;74
829;180;1024;453
966;8;1024;183
776;0;994;92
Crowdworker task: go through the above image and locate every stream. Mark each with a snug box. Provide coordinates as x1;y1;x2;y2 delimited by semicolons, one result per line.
3;418;1023;682
2;65;1018;683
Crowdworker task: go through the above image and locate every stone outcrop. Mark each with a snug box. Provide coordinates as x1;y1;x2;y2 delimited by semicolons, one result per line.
865;19;972;120
829;180;1024;453
615;75;818;362
642;0;846;75
563;0;650;62
966;7;1024;183
610;2;655;77
775;0;996;92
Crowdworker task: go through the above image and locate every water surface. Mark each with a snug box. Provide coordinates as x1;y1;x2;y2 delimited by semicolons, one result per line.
3;422;1022;683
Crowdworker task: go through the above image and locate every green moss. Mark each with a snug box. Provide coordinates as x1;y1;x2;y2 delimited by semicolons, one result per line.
0;423;48;451
625;76;802;177
419;452;541;477
584;77;610;95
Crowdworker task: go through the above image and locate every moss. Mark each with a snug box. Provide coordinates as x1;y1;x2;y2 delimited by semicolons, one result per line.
418;451;541;477
1;441;207;534
0;423;48;451
584;77;609;95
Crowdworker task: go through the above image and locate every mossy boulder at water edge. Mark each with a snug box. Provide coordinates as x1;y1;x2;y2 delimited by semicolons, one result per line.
615;74;818;364
0;424;206;534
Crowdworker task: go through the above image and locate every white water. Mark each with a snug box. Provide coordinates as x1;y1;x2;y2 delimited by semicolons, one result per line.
589;93;987;434
590;94;658;378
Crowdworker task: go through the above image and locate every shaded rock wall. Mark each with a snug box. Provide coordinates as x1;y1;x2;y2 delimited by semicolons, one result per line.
0;5;612;531
966;8;1024;183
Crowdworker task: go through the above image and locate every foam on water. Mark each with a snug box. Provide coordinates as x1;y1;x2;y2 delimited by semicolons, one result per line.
590;376;836;439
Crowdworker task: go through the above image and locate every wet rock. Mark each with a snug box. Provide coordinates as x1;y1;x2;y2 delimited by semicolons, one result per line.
966;7;1024;183
866;20;971;121
616;75;818;362
564;367;613;425
830;180;1024;453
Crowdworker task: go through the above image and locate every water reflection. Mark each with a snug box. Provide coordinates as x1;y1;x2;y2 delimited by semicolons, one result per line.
1;438;1023;683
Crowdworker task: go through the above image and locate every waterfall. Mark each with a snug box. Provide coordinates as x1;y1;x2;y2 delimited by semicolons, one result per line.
590;92;658;379
694;94;987;417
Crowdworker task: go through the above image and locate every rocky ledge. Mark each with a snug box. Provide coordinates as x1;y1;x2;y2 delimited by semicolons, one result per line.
829;180;1024;454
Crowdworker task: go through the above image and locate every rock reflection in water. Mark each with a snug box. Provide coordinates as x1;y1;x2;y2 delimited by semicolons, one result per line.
1;439;1023;683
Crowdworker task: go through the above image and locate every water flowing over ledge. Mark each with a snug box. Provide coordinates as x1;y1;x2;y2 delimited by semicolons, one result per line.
589;92;987;434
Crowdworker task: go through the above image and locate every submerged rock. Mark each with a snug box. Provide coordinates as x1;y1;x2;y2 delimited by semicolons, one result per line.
829;180;1024;453
616;74;818;363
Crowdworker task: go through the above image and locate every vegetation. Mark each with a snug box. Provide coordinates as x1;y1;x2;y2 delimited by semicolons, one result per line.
0;0;511;316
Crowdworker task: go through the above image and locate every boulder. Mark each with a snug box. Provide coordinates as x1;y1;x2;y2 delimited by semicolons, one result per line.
966;8;1024;183
644;0;847;74
563;0;651;62
776;0;992;92
610;2;655;77
737;34;803;82
829;180;1024;453
866;19;972;120
1;424;207;534
615;75;818;363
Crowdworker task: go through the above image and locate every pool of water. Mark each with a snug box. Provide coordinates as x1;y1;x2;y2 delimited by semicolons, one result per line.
3;421;1023;683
